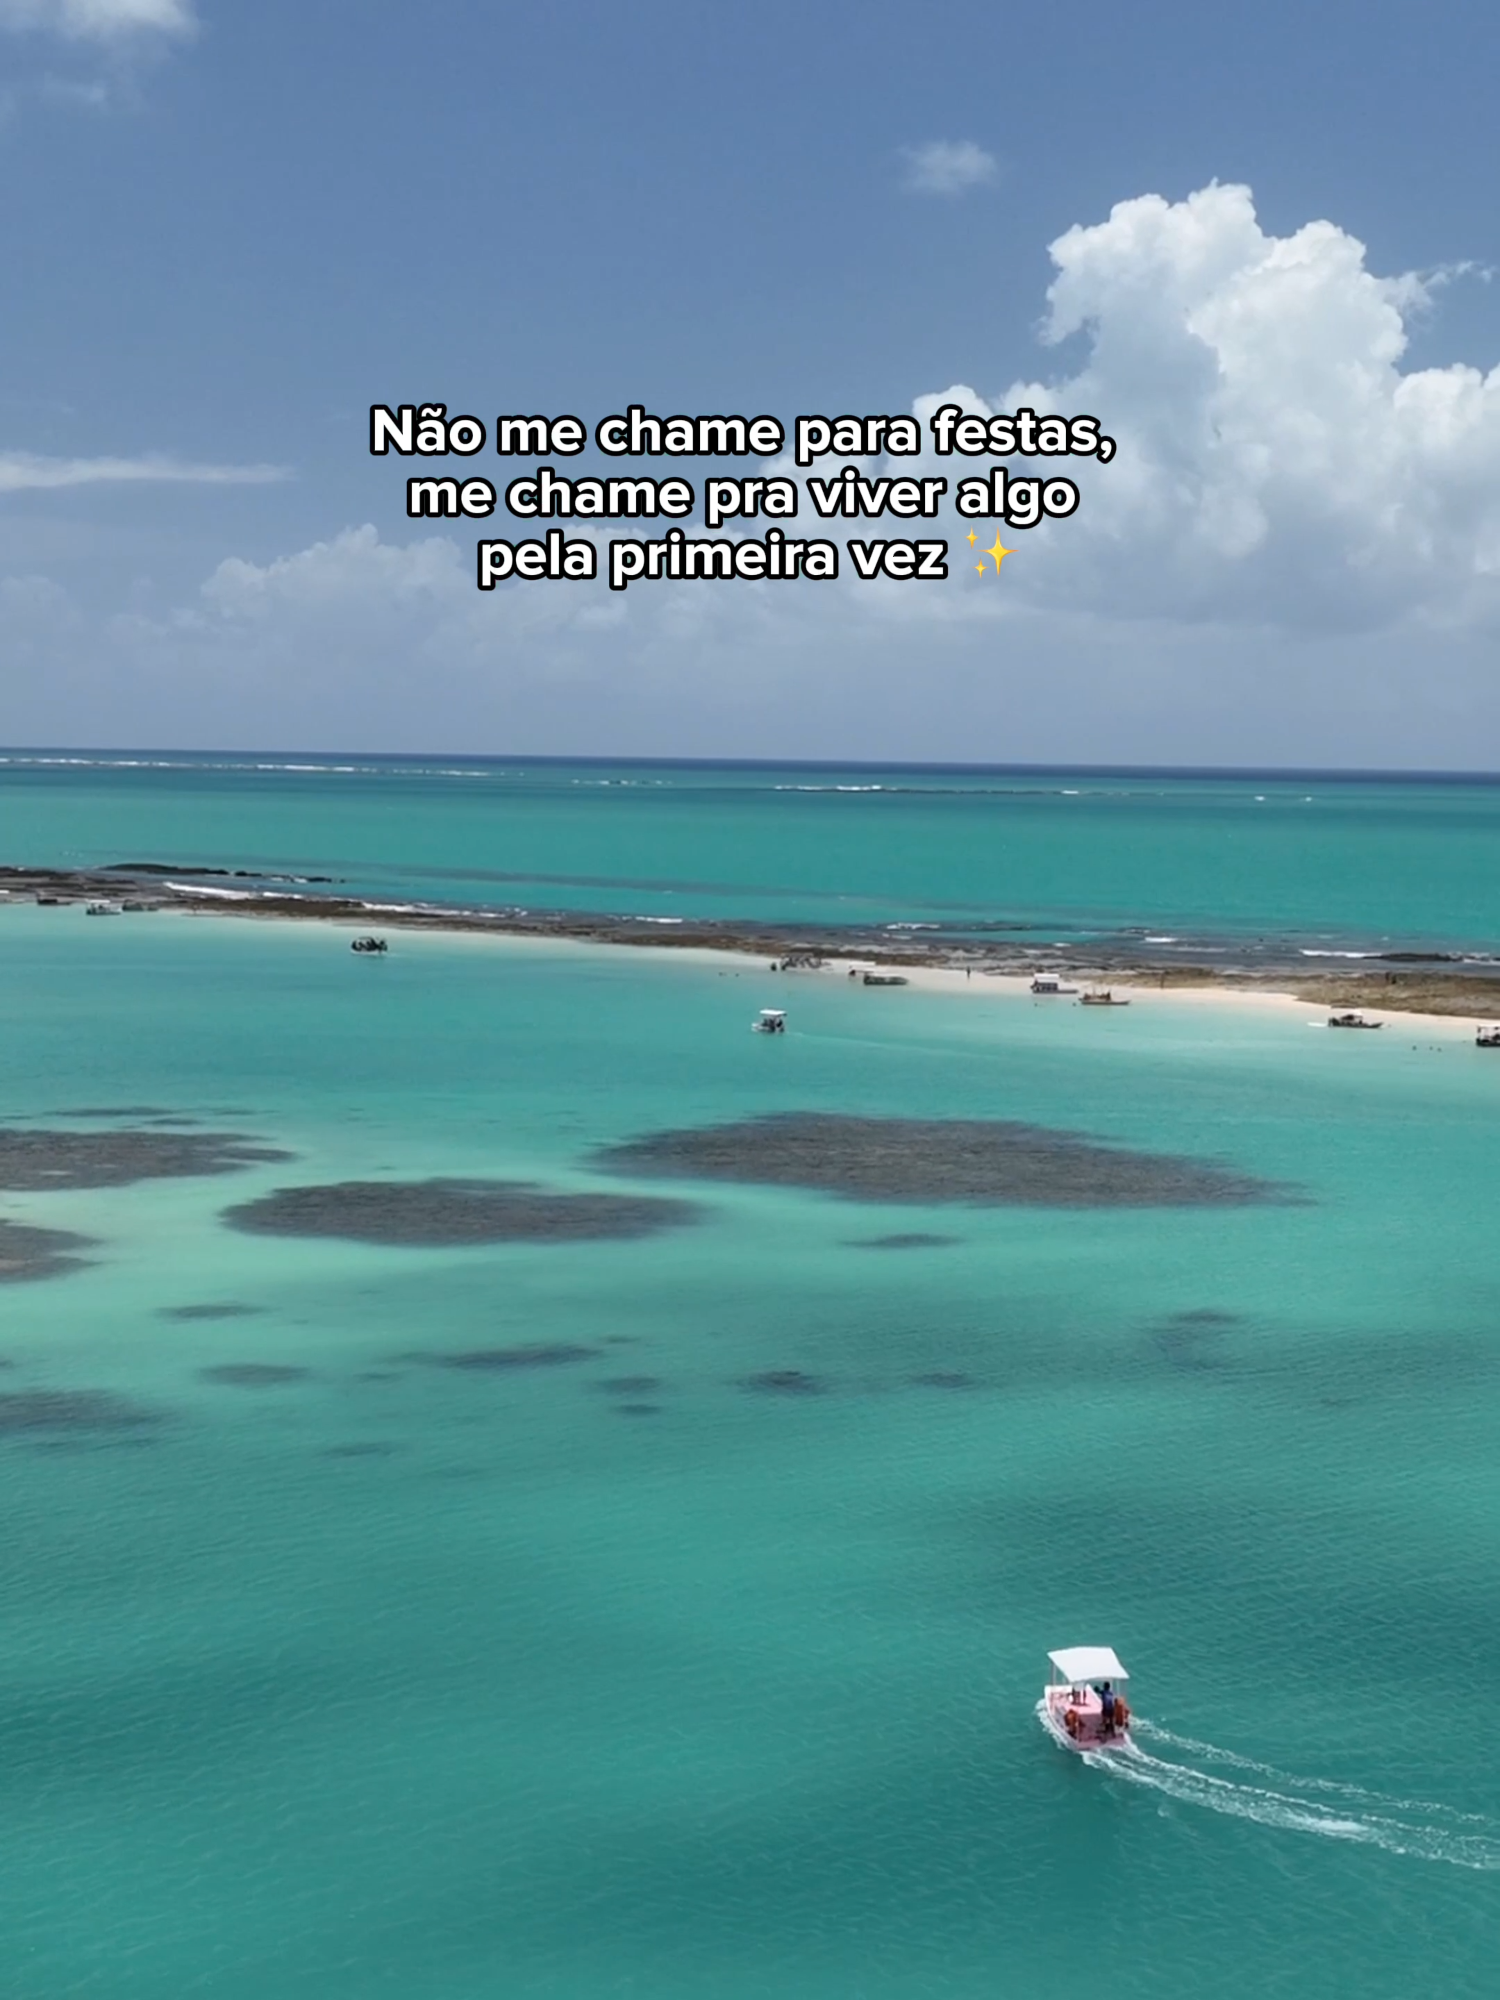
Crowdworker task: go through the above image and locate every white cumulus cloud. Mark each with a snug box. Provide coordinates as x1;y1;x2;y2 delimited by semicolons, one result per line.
0;0;193;37
0;451;285;492
901;140;996;195
201;526;464;624
933;181;1500;631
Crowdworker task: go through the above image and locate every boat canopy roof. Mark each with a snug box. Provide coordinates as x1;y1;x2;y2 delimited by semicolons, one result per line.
1049;1646;1129;1684
759;1009;786;1019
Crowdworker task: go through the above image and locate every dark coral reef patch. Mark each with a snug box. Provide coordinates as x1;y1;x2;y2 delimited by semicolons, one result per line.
200;1364;309;1387
223;1178;700;1246
1153;1309;1240;1372
741;1369;828;1395
845;1232;961;1250
51;1105;182;1118
596;1112;1292;1209
0;1389;164;1432
0;1218;96;1283
0;1128;290;1190
409;1343;598;1371
158;1302;264;1321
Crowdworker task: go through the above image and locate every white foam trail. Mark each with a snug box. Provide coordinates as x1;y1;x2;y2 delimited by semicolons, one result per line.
1058;1711;1500;1868
1137;1724;1490;1819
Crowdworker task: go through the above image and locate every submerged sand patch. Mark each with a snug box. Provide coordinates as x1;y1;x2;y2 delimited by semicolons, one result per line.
0;1129;290;1190
223;1178;700;1245
596;1112;1292;1208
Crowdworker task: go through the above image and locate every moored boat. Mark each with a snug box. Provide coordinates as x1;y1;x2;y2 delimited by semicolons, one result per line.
1477;1025;1500;1048
1030;974;1079;995
1079;989;1129;1007
1040;1646;1132;1752
1327;1012;1381;1029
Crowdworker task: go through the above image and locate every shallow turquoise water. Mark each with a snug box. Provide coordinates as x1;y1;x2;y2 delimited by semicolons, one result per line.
2;892;1500;1996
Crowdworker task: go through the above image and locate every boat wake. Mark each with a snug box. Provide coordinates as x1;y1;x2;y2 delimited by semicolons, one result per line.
1043;1708;1500;1868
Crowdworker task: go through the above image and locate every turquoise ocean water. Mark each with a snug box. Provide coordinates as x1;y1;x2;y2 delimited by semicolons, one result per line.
6;750;1500;957
3;754;1500;1996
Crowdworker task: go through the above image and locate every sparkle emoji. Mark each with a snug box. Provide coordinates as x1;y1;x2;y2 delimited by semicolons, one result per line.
981;532;1015;574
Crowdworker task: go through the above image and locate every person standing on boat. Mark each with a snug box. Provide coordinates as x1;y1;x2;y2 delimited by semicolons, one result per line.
1098;1682;1117;1735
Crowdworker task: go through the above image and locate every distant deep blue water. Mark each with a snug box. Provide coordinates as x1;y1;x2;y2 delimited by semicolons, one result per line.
1;754;1498;1996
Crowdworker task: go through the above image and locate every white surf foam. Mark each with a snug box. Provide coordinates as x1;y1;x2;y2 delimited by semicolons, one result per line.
162;882;260;901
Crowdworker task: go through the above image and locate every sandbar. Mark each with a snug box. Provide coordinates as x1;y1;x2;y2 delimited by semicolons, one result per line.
6;862;1500;1028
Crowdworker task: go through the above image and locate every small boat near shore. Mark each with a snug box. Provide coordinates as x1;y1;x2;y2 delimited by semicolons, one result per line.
350;935;388;954
1477;1025;1500;1048
1030;974;1079;995
1327;1012;1382;1029
1079;989;1129;1007
1040;1646;1132;1752
862;972;908;987
752;1008;786;1034
85;900;122;917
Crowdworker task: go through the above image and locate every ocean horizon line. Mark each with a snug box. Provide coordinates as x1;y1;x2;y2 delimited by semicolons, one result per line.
4;747;1500;785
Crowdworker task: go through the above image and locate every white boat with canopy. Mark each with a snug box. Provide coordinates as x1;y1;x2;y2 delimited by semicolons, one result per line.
1040;1646;1132;1751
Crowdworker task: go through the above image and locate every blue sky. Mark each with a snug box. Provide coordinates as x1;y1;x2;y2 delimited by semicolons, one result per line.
4;0;1500;762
